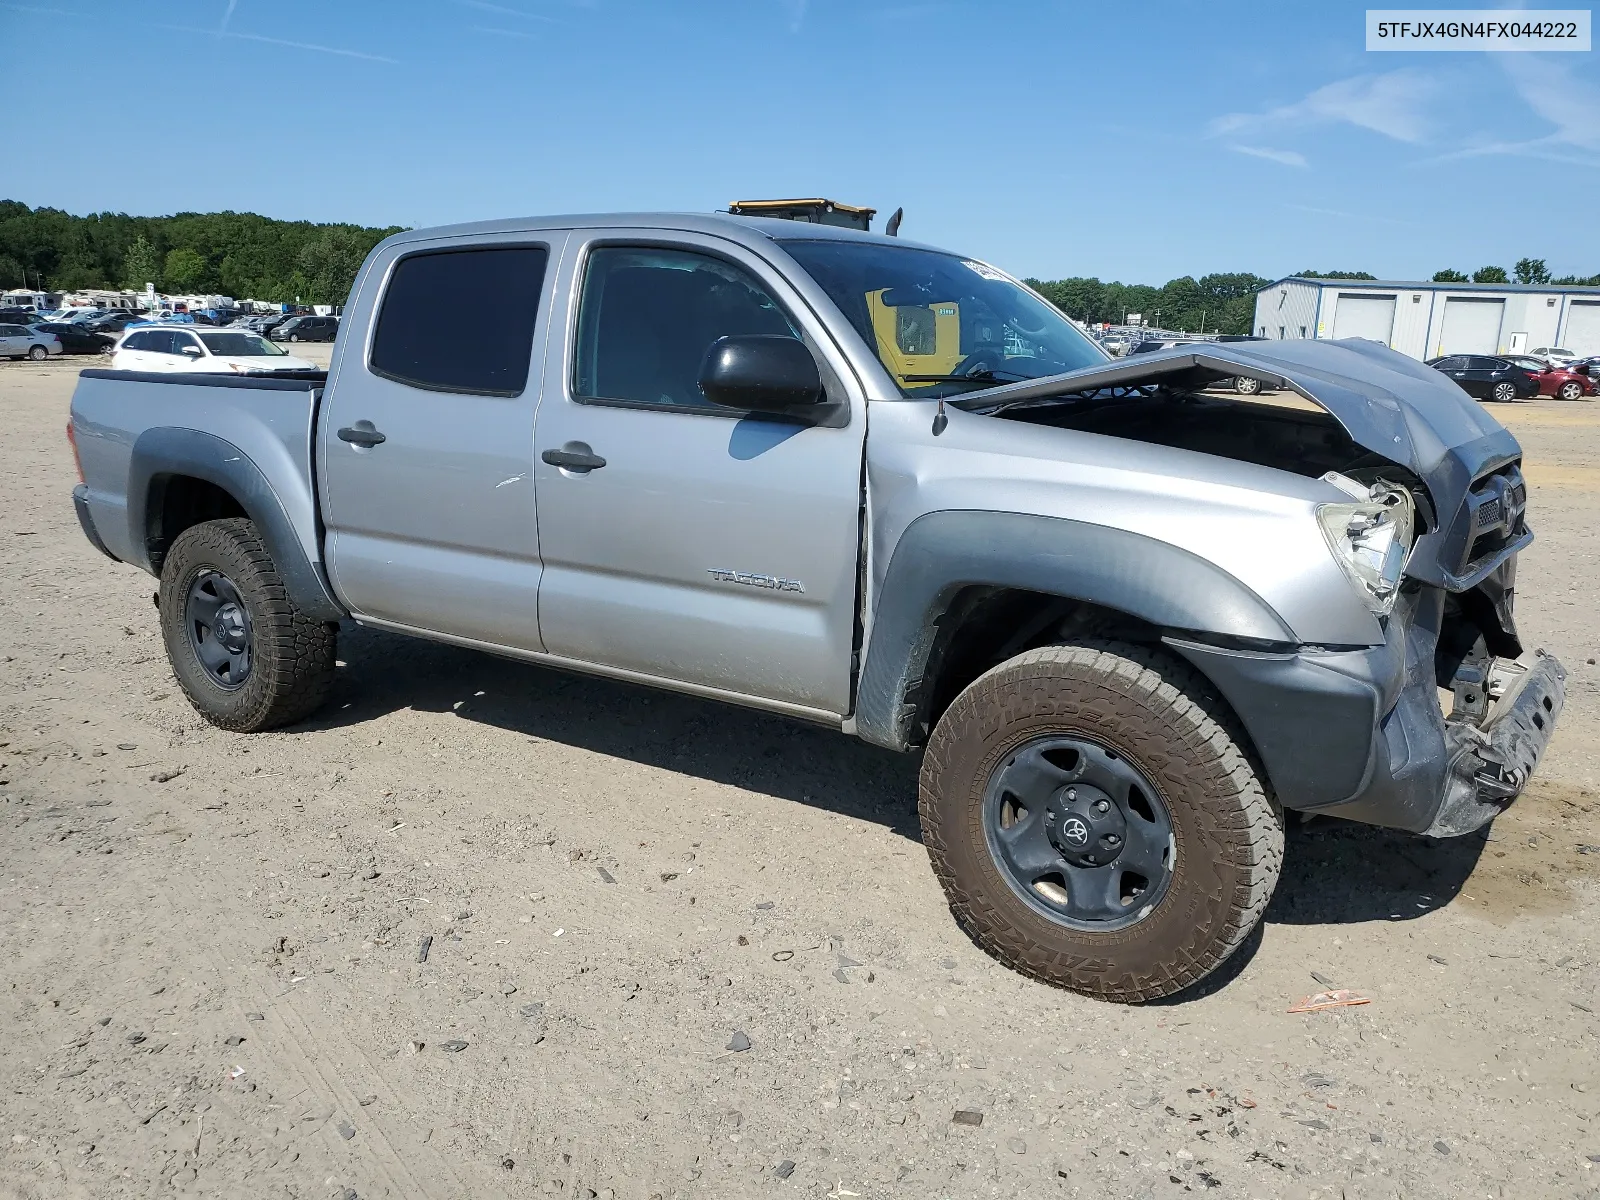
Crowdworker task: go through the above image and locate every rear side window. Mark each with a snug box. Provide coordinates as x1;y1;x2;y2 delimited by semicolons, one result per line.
371;246;548;395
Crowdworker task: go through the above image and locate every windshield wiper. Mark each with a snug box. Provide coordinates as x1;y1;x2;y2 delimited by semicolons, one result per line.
899;369;1033;387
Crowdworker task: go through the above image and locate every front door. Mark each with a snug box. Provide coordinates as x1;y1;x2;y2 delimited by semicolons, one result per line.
318;234;563;649
531;232;866;717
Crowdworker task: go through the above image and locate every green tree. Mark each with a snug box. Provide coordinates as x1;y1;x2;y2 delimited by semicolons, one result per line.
1297;270;1376;280
1431;268;1468;282
1513;257;1551;285
163;247;210;292
1472;265;1509;283
122;233;160;291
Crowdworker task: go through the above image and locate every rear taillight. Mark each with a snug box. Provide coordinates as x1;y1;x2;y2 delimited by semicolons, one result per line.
66;420;84;484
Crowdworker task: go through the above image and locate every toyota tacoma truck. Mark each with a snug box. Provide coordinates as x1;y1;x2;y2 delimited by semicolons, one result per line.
67;213;1565;1002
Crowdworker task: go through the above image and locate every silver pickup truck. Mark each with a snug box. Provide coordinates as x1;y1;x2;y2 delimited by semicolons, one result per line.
68;212;1565;1002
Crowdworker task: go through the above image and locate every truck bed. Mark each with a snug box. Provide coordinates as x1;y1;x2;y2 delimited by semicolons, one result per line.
72;369;328;594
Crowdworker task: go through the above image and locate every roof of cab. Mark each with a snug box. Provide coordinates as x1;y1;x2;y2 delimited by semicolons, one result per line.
375;212;944;255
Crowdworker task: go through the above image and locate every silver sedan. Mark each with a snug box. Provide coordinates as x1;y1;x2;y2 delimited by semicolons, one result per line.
0;323;63;360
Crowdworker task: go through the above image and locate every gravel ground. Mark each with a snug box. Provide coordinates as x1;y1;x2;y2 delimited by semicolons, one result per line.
1;348;1598;1200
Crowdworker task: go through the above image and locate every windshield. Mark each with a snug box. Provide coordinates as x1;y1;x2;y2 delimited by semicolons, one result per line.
197;332;287;357
781;240;1107;397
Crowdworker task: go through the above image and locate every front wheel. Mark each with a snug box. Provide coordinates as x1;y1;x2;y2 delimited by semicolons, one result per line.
159;518;337;732
27;345;47;361
919;641;1283;1002
1233;375;1263;396
1558;381;1585;401
288;333;299;342
1490;381;1518;402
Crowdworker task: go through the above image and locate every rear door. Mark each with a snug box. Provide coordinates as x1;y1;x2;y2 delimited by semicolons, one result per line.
529;231;866;717
0;324;24;356
318;234;563;650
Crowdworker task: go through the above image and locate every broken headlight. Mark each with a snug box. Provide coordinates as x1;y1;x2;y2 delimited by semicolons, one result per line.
1317;473;1415;616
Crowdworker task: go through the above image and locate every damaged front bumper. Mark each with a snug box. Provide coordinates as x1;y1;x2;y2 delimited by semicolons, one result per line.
1169;586;1566;837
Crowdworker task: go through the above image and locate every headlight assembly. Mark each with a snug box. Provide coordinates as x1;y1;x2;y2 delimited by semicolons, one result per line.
1317;472;1416;616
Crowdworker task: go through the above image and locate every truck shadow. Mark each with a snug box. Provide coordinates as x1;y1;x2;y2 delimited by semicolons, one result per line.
1154;817;1489;1003
305;624;924;840
306;626;1490;998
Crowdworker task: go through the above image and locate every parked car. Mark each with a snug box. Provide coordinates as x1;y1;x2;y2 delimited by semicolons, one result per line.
69;212;1565;1004
1132;336;1271;395
1504;355;1597;401
1425;355;1540;402
0;323;62;359
111;327;318;374
255;313;301;338
269;314;339;343
1528;345;1578;365
86;311;141;334
34;322;115;355
0;308;43;326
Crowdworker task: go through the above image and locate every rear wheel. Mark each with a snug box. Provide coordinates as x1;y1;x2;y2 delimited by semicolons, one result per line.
919;641;1283;1002
27;344;47;361
1233;375;1262;396
159;518;337;732
1558;380;1585;401
1490;381;1518;402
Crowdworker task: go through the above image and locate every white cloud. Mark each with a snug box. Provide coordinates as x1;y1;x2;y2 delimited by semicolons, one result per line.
1229;144;1308;168
456;0;559;19
1211;69;1438;145
161;24;399;63
1421;58;1600;168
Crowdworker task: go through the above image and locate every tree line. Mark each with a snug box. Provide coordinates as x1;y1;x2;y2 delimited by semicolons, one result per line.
0;200;403;306
5;199;1597;324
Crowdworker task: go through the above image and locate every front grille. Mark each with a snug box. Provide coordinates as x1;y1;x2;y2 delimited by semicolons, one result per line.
1455;464;1528;580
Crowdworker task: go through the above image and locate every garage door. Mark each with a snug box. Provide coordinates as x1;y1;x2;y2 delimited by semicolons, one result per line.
1332;294;1397;345
1564;301;1600;355
1439;297;1505;355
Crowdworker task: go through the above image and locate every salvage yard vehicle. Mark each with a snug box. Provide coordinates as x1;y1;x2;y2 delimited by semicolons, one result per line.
68;212;1565;1002
110;327;318;375
0;322;60;359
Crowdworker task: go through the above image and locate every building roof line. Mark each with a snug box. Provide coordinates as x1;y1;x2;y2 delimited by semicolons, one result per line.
1259;275;1600;295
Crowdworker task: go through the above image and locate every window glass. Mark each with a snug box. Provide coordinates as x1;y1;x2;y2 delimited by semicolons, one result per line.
574;246;800;409
146;330;177;354
1432;356;1463;370
172;332;203;354
779;239;1104;399
0;324;21;336
371;245;548;395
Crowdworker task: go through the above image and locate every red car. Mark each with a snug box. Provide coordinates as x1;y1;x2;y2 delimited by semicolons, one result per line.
1506;355;1597;401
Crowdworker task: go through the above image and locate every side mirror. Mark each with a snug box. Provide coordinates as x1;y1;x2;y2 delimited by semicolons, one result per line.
181;346;203;357
699;335;824;412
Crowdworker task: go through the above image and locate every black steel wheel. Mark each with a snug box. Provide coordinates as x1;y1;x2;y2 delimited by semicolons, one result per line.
159;518;337;732
920;640;1283;1002
184;569;254;690
984;735;1174;931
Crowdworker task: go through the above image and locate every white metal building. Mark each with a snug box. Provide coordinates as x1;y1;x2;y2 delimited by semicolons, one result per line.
1252;277;1600;360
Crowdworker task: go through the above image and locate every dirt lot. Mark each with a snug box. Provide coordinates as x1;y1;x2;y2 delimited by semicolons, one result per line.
2;347;1598;1200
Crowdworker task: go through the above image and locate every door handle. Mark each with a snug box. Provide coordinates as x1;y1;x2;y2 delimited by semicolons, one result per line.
337;421;386;447
542;443;606;472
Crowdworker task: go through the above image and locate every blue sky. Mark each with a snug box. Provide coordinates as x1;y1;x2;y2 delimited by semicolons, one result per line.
2;0;1596;283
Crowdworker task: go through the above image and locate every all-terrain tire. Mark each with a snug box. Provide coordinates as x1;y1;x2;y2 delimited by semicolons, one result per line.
919;640;1284;1003
159;518;337;732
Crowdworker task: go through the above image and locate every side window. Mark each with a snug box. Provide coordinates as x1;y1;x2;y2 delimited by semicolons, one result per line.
146;330;177;354
1468;356;1499;370
0;324;20;336
574;246;801;410
1433;356;1462;370
172;332;202;355
121;331;150;351
371;245;548;395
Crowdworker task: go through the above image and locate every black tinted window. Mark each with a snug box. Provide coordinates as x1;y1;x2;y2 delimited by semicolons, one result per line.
574;247;799;409
372;246;547;395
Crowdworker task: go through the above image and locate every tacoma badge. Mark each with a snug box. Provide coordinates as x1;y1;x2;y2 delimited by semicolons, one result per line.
707;568;805;593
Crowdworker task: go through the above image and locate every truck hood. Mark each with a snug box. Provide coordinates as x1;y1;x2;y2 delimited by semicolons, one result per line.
960;338;1521;502
958;338;1527;591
